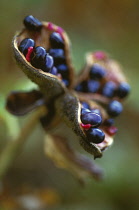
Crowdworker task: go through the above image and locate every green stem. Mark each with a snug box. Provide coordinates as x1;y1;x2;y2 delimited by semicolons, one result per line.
0;107;45;179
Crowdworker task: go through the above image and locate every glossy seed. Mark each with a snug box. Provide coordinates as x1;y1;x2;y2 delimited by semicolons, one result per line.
49;66;58;75
102;81;116;98
90;63;106;79
116;82;130;98
30;46;46;69
87;80;100;93
81;102;90;109
42;55;54;72
107;100;123;117
23;15;42;31
18;38;35;56
81;108;91;115
86;128;105;144
81;112;102;127
57;64;69;78
49;49;65;65
50;32;64;49
91;109;101;115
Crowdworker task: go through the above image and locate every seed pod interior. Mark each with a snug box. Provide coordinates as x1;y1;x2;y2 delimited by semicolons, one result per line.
13;16;75;100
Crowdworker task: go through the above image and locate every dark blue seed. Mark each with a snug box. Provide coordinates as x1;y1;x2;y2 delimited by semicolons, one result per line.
49;66;58;75
42;55;54;72
50;32;64;49
86;128;105;144
81;112;102;127
18;38;35;56
103;118;114;126
57;64;69;78
62;79;69;86
81;108;91;115
24;15;42;31
49;49;65;65
75;84;83;92
30;46;46;69
90;63;106;80
82;102;90;109
116;82;130;98
91;109;101;115
102;81;116;98
87;80;100;93
107;100;123;117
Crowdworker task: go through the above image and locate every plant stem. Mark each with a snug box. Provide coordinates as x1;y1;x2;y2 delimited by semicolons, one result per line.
0;106;46;179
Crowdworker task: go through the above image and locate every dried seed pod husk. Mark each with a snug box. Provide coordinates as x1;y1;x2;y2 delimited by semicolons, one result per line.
44;134;104;183
6;90;44;116
12;20;74;100
55;91;115;158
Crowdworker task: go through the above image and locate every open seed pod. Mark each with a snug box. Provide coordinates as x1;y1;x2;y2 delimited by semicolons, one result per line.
55;91;117;158
5;15;130;181
74;51;130;102
12;15;74;100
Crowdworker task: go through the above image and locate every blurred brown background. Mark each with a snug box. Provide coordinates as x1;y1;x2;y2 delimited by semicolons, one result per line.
0;0;139;209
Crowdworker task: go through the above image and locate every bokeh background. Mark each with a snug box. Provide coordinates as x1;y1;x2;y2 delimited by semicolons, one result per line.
0;0;139;209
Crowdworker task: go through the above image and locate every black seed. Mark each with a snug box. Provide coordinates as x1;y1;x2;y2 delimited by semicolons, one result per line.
87;80;100;93
103;118;114;126
102;81;116;98
107;100;123;117
50;32;64;49
86;128;105;144
90;63;106;80
49;49;65;65
81;108;91;115
42;55;54;72
49;66;58;75
62;79;69;86
18;38;35;56
81;102;90;109
57;64;69;78
81;112;102;127
30;46;47;69
116;82;130;98
24;15;42;31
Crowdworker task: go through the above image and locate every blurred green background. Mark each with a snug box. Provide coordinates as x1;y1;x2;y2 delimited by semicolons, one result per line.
0;0;139;209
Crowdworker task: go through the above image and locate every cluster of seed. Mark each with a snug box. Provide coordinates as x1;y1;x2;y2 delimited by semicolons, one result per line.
18;15;70;87
75;61;130;144
80;101;118;144
75;63;130;99
80;102;104;144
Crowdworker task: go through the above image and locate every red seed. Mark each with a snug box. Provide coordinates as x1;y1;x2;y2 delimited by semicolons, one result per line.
26;47;34;62
106;126;118;136
93;51;107;60
47;22;54;31
81;123;92;130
